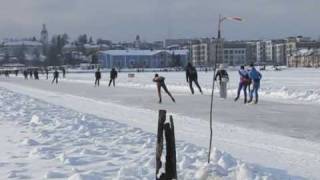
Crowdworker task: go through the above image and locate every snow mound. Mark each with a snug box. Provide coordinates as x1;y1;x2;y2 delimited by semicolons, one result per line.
21;138;39;146
7;171;17;178
67;172;103;180
29;115;43;126
195;149;274;179
261;87;320;104
44;171;66;179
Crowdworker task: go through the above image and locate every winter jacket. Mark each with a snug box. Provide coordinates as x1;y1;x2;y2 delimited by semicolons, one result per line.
186;66;198;81
239;69;250;84
215;69;229;82
95;71;101;79
249;68;262;82
54;71;59;78
110;70;118;79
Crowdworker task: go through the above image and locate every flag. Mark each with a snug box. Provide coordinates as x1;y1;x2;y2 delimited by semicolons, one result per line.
225;16;243;22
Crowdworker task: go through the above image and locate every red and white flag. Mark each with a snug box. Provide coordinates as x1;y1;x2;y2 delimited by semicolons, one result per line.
225;16;243;22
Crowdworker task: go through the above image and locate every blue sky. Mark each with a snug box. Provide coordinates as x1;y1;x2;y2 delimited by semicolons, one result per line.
0;0;319;41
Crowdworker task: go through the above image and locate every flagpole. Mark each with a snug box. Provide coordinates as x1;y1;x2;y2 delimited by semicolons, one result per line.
208;14;222;164
208;14;242;163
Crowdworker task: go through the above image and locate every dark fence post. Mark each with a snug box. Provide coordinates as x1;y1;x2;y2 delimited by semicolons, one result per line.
156;111;177;180
156;110;166;179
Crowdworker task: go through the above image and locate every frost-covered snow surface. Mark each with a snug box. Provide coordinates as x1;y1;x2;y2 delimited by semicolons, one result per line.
0;88;287;179
0;68;320;179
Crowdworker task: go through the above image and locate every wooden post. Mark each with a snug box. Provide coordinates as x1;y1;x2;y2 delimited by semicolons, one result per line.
164;115;177;179
156;111;177;180
156;110;166;179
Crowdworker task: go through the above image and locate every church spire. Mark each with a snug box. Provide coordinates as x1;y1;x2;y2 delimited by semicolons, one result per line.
40;24;48;44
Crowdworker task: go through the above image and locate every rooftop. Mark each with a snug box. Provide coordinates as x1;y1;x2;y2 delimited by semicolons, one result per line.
4;41;43;46
100;49;189;56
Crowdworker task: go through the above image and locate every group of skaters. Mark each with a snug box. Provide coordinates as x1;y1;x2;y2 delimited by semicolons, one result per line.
94;68;118;87
20;68;66;83
152;62;262;104
23;69;40;80
234;64;262;104
0;69;20;77
2;63;262;104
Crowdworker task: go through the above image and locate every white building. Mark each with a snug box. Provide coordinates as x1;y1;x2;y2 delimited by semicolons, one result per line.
98;49;189;69
273;43;286;65
2;41;43;56
192;43;210;66
223;42;247;66
287;49;320;68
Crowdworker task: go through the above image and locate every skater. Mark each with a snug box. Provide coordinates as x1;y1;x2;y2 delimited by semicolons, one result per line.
108;68;118;87
95;68;101;86
186;62;203;94
153;74;175;104
52;69;59;84
45;68;49;79
15;70;19;76
214;64;229;99
234;65;251;103
62;68;66;78
23;70;28;79
29;70;33;79
248;64;262;104
34;69;39;80
4;70;9;77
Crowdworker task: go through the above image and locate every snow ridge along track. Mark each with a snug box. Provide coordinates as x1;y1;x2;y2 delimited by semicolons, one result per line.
0;87;297;179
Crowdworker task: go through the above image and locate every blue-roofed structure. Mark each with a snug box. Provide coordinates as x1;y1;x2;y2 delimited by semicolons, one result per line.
98;49;189;68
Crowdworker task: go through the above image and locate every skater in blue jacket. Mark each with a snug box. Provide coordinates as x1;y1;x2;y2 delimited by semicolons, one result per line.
248;64;262;104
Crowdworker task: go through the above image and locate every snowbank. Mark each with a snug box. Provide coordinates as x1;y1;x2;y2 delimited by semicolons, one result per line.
0;87;299;179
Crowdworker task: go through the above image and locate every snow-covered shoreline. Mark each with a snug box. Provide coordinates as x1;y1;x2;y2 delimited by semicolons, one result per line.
0;87;301;179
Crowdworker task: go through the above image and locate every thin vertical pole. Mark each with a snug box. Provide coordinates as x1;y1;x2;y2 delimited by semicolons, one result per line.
208;14;222;163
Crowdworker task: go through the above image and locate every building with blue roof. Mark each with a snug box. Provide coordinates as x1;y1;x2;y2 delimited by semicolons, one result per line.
98;49;189;69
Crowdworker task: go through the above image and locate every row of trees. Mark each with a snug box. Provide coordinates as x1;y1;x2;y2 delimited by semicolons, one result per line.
46;33;99;66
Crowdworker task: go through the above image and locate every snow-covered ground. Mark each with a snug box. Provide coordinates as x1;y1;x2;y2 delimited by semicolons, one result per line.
0;87;298;179
0;68;319;179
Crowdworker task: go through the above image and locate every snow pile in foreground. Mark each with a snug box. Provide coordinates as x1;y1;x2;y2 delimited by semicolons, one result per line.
0;88;295;179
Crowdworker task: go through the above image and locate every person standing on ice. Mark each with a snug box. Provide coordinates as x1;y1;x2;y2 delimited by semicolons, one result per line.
29;70;33;79
108;68;118;87
234;65;250;103
45;68;49;79
52;69;59;84
186;62;203;94
23;70;28;79
95;68;101;86
153;74;175;104
214;64;229;99
62;68;66;78
34;69;39;80
248;64;262;104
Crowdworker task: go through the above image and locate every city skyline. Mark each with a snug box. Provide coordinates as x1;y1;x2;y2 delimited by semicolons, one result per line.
0;0;320;42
